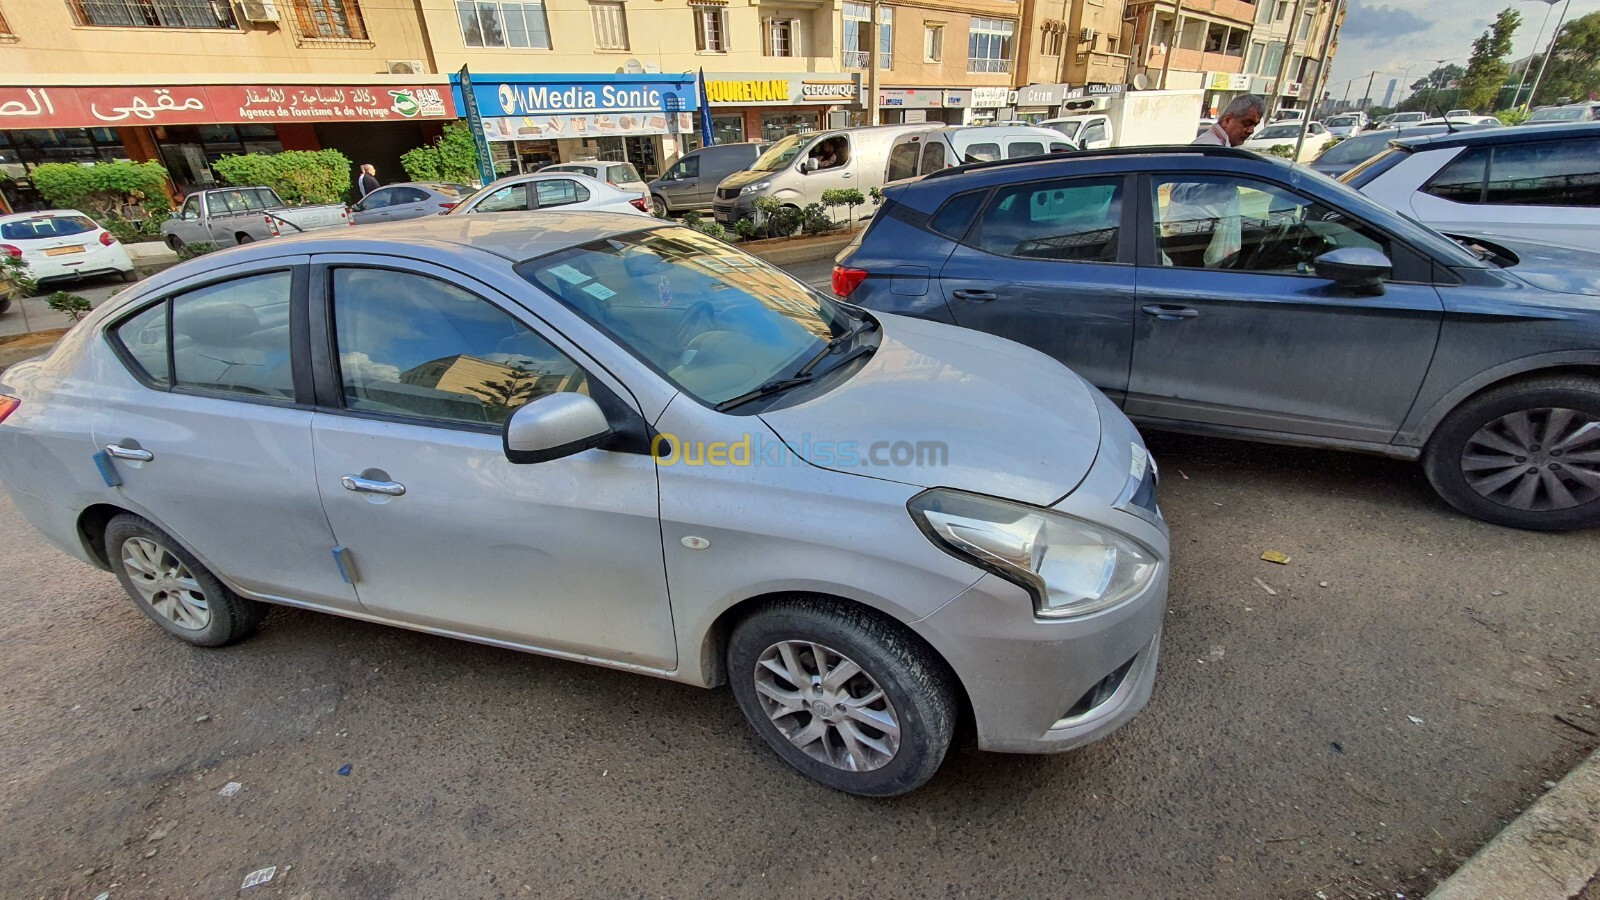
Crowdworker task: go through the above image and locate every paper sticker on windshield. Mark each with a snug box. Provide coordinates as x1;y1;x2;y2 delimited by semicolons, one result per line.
583;282;617;300
549;264;590;285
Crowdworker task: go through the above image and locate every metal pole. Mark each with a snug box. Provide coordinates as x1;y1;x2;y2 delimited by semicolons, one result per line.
1268;0;1312;120
1420;58;1451;116
1362;69;1376;110
867;0;881;125
1157;0;1183;90
1510;0;1556;109
1524;0;1572;109
1293;0;1342;160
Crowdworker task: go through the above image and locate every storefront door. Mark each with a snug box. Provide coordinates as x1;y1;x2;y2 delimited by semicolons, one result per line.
623;137;659;177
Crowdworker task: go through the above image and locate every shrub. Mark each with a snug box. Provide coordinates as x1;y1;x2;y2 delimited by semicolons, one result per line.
28;161;172;239
400;123;483;185
1496;107;1531;126
697;222;728;241
821;188;866;225
2;255;39;297
176;241;216;261
753;197;801;239
1261;144;1297;159
732;218;759;242
46;291;93;322
801;203;835;235
213;149;352;206
682;210;704;228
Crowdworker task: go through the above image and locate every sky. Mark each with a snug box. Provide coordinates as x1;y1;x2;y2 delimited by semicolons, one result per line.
1325;0;1600;103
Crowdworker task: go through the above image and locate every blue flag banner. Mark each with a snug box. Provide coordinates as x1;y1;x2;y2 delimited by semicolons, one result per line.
698;69;715;147
457;65;498;187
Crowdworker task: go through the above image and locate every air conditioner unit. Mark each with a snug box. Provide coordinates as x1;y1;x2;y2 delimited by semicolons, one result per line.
236;0;280;23
387;59;426;75
1080;27;1096;43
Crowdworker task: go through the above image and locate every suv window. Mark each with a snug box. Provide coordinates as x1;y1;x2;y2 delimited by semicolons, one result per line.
535;179;591;208
1483;138;1600;207
973;177;1122;262
332;268;589;427
1154;175;1389;273
170;271;295;399
1423;147;1489;203
887;140;919;182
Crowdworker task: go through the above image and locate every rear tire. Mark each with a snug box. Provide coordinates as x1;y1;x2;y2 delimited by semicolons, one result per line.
1422;375;1600;531
104;514;269;647
727;598;956;797
165;235;184;253
651;195;669;218
120;268;139;283
235;234;254;245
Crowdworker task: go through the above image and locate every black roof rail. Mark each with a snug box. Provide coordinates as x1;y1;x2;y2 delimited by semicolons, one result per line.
922;144;1262;180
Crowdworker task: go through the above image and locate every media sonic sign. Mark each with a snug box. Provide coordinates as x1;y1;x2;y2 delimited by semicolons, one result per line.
454;73;700;117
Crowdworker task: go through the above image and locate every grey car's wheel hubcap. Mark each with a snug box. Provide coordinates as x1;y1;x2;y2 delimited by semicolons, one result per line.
1461;407;1600;511
753;640;900;772
121;537;211;630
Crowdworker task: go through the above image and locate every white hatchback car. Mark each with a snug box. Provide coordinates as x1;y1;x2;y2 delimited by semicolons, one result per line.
446;172;651;217
1;210;136;286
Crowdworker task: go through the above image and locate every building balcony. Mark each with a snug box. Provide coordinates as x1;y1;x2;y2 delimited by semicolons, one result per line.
967;57;1013;74
842;50;870;68
1144;46;1243;73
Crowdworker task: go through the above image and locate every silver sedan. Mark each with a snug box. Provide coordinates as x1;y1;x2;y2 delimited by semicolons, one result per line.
348;181;471;225
0;214;1169;796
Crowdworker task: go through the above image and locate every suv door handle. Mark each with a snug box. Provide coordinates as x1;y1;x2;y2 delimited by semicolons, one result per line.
952;289;997;302
1142;304;1200;320
104;444;154;462
840;172;853;178
341;474;406;497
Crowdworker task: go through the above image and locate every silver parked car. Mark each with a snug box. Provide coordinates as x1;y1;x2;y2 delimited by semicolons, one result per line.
349;182;471;225
446;172;651;217
0;214;1169;796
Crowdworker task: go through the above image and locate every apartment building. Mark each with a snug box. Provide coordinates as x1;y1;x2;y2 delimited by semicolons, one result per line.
1123;0;1254;103
837;0;1021;125
1013;0;1131;97
0;0;452;208
1239;0;1342;115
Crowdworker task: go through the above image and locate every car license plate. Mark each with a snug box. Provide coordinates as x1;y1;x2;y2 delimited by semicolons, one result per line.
715;210;732;224
44;245;86;256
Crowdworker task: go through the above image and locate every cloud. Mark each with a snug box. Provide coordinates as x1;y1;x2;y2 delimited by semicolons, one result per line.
340;351;401;383
1340;0;1431;43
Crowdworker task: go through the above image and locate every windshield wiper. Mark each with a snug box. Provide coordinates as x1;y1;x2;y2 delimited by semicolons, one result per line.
713;316;879;412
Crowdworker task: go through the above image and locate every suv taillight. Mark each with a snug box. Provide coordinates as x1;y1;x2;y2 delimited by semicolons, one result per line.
99;231;117;246
832;266;868;298
0;396;19;425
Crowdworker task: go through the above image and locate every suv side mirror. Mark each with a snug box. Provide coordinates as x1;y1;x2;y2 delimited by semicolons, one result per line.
1315;247;1391;293
503;393;613;464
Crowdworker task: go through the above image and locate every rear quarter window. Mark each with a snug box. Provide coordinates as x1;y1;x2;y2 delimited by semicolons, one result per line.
929;189;988;239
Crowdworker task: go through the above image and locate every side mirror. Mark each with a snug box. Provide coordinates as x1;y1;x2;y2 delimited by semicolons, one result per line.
800;158;818;173
1315;247;1391;293
503;393;614;464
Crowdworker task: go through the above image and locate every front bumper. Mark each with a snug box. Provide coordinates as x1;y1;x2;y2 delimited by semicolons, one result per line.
713;195;756;225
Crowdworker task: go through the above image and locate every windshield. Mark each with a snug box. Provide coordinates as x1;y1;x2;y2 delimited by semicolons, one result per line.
1254;124;1301;139
1;215;99;240
1315;131;1393;164
518;227;859;406
750;134;809;172
1530;106;1584;121
1046;120;1082;140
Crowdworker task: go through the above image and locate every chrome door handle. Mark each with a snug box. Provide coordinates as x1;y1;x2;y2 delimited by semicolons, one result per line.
341;475;406;497
104;444;153;462
952;289;997;302
1141;304;1200;320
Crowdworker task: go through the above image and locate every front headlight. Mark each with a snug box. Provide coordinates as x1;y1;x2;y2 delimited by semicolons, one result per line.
740;181;772;195
908;489;1158;619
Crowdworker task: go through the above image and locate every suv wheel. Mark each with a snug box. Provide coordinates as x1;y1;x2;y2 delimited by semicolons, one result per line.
727;598;956;796
105;514;269;646
651;195;669;218
1423;375;1600;530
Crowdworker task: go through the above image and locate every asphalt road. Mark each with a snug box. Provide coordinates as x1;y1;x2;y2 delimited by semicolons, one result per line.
1;261;1597;899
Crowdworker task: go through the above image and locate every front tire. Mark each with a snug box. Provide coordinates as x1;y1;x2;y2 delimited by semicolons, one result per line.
728;598;957;797
1423;375;1600;530
104;514;269;646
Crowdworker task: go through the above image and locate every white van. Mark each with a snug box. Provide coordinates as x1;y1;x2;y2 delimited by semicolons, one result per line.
712;123;943;226
884;125;1076;184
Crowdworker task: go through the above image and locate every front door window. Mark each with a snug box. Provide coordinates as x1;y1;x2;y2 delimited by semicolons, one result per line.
1153;174;1388;273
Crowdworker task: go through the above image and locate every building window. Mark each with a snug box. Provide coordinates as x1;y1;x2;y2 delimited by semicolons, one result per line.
1298;8;1314;41
967;16;1014;73
1204;24;1224;52
590;1;629;50
765;17;797;56
0;7;12;36
291;0;366;41
456;1;551;49
1041;23;1062;56
925;23;943;61
1275;0;1288;20
69;0;238;29
1262;40;1285;77
1246;41;1264;73
693;5;727;52
878;7;893;69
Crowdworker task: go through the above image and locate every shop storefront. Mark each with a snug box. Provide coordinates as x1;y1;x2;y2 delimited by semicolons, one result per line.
697;73;861;149
453;73;700;179
876;88;970;125
1013;83;1070;122
966;87;1013;124
1205;72;1251;117
0;81;456;210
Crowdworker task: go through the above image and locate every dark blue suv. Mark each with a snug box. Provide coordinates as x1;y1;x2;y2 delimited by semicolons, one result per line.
835;146;1600;531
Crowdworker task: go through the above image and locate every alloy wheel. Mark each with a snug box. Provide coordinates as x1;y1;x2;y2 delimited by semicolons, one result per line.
120;537;211;630
1461;407;1600;511
752;640;900;772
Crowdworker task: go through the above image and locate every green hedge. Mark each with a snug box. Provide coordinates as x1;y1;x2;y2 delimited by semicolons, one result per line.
212;149;352;206
27;160;172;242
400;122;482;185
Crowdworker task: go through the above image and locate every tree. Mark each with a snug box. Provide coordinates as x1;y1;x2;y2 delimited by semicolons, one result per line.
1532;11;1600;106
1399;64;1465;113
400;123;483;185
1457;8;1521;111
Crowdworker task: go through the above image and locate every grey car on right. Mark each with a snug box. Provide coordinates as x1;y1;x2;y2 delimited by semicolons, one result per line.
836;146;1600;530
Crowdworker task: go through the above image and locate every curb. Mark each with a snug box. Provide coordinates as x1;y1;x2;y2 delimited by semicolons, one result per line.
1428;747;1600;900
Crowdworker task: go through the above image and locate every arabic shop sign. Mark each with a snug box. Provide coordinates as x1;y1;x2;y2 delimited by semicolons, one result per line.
0;84;454;129
453;74;699;118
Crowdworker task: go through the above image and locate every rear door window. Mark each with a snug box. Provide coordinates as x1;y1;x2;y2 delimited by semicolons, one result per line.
171;271;296;399
973;177;1123;262
610;163;643;184
112;302;171;385
1482;138;1600;207
474;183;530;213
929;190;988;239
535;179;591;209
919;141;949;174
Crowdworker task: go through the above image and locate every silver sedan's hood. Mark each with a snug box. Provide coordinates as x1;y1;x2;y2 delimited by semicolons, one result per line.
758;313;1104;507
